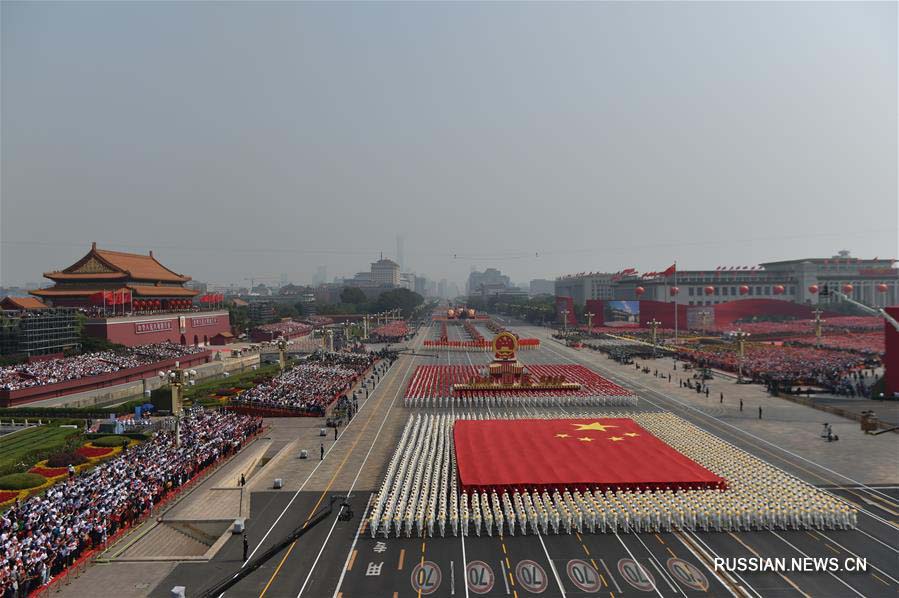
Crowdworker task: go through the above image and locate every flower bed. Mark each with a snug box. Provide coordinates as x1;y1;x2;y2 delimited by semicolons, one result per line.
0;491;21;507
76;445;114;459
28;466;68;479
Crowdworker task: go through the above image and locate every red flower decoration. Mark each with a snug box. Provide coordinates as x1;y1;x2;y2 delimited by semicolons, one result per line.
76;446;114;458
28;466;68;478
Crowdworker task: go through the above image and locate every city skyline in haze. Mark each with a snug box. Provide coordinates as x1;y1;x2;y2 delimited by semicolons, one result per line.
2;2;896;287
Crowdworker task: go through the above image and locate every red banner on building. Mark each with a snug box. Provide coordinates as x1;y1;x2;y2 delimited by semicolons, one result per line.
190;316;219;328
134;320;173;334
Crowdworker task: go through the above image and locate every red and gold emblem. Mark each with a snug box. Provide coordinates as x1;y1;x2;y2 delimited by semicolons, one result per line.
492;331;518;361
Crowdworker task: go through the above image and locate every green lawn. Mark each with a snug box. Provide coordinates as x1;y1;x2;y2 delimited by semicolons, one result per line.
0;426;80;472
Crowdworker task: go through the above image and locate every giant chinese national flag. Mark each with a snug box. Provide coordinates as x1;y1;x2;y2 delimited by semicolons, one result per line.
454;419;726;493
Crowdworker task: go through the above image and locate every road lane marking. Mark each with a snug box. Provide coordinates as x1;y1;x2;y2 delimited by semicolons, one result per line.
612;534;664;598
599;559;622;593
398;549;406;570
536;530;568;597
499;559;511;595
347;550;357;571
675;532;749;598
626;529;683;596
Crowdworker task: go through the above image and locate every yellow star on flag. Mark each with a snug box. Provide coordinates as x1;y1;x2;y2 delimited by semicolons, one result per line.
609;436;625;442
578;436;594;442
555;433;571;438
571;422;618;432
624;432;640;437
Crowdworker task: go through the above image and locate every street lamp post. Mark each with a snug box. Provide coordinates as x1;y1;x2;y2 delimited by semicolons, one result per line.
585;311;595;331
560;309;569;335
647;318;662;357
730;329;750;382
276;337;289;371
812;308;825;348
158;362;197;447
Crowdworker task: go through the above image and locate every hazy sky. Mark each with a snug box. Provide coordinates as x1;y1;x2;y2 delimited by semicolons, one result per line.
2;1;896;288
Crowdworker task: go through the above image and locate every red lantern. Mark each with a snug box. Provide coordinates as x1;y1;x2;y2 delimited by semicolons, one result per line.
739;285;749;295
808;285;819;294
772;285;785;295
842;284;854;294
669;286;679;296
635;287;645;297
704;286;715;295
877;283;889;293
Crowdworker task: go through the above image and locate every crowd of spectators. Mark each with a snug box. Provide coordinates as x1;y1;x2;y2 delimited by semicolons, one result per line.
678;343;877;390
821;316;883;332
0;408;261;596
783;333;885;356
234;352;375;415
0;343;205;392
371;321;409;341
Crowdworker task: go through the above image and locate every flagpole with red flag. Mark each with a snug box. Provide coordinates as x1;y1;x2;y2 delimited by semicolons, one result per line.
674;261;678;343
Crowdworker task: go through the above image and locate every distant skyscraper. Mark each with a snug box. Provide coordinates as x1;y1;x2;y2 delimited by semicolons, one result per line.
371;256;401;286
313;265;328;285
396;234;406;271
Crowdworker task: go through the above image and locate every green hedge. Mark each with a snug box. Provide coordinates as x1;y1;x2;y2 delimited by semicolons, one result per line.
85;431;150;442
46;451;88;468
0;473;47;490
0;398;148;420
0;427;82;477
91;435;132;448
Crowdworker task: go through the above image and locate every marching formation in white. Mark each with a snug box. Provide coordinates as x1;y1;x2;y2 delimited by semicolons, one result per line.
404;394;638;409
369;411;856;538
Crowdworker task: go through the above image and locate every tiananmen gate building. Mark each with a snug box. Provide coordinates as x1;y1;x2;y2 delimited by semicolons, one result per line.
29;243;229;347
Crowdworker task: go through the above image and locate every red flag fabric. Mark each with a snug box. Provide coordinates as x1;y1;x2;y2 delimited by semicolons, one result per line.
454;418;725;493
659;263;676;277
89;291;106;306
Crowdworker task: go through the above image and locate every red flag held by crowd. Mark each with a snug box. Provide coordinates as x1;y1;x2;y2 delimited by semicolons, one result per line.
454;418;725;493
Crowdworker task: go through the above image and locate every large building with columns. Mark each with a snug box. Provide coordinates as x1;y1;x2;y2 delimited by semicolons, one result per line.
556;251;898;308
